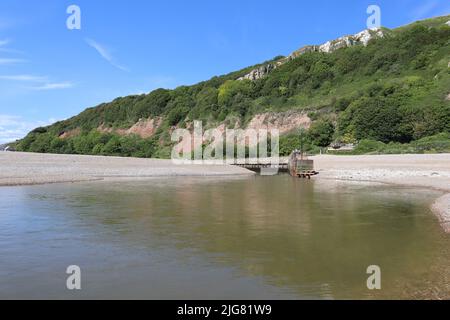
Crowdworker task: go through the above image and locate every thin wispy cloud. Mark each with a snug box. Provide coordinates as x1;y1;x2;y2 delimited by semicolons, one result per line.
0;38;25;54
0;48;23;54
0;39;26;63
0;58;27;65
85;38;129;72
0;114;57;143
0;39;71;91
31;82;74;90
0;74;47;82
0;74;74;91
410;0;439;20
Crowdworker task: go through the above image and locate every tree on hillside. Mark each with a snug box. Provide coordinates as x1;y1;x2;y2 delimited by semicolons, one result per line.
309;119;335;147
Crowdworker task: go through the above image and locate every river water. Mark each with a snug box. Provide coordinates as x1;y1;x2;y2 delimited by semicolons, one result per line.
0;175;448;299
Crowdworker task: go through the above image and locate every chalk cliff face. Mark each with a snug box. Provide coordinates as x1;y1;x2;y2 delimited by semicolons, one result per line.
237;61;281;81
238;28;385;81
316;28;384;53
238;63;279;81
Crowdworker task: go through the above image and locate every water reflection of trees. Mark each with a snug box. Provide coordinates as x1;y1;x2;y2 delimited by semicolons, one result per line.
49;177;447;299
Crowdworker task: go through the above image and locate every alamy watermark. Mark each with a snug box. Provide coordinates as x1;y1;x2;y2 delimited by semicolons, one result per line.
66;4;81;30
366;265;381;290
66;265;81;290
171;121;280;173
367;5;381;29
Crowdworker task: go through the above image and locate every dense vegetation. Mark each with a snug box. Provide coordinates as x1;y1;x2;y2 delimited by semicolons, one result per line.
15;15;450;157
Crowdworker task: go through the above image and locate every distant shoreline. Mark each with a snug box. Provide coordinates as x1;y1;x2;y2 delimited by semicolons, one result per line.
0;152;255;187
1;152;449;232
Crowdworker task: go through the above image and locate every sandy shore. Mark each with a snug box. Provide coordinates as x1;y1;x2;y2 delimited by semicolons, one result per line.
311;154;450;192
0;152;254;186
311;154;450;233
1;152;449;232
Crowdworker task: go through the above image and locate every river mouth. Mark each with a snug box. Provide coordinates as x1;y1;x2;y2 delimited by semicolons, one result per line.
0;175;448;299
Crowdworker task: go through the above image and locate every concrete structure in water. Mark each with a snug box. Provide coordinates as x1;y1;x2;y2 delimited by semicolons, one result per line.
288;151;319;179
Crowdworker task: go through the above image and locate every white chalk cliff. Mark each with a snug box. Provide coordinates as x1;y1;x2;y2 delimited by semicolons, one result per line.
238;28;385;81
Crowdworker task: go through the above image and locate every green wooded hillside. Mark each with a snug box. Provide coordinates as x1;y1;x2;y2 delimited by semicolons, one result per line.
15;15;450;157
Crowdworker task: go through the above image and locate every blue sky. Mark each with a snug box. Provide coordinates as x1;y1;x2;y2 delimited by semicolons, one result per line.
0;0;449;143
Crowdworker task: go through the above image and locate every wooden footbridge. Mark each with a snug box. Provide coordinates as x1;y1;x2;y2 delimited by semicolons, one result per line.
231;152;319;179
